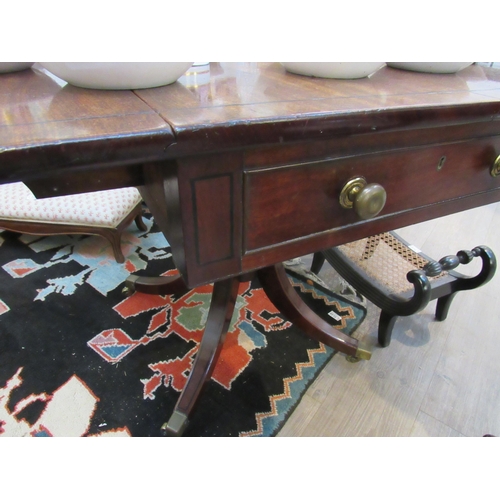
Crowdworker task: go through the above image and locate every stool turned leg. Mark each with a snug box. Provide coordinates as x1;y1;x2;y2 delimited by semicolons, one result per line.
311;252;326;275
378;311;399;347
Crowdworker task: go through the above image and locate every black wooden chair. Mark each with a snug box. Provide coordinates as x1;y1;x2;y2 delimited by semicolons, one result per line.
311;231;497;347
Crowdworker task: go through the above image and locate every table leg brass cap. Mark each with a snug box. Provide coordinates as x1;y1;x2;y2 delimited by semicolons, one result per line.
354;343;372;361
491;155;500;177
161;410;189;437
346;342;372;363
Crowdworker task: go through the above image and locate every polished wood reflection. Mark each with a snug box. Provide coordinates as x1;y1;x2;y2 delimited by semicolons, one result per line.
2;63;500;184
0;65;174;180
135;63;500;154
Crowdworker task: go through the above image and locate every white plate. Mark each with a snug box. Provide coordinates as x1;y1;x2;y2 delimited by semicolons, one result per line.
0;62;34;73
281;62;385;79
39;62;194;90
387;62;473;74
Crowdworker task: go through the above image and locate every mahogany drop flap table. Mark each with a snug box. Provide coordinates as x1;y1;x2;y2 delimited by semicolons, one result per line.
1;63;500;435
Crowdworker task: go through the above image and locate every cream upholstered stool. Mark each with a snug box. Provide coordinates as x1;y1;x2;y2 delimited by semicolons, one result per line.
0;183;146;263
311;232;496;347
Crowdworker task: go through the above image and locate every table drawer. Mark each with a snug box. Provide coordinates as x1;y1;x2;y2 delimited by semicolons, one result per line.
244;136;500;252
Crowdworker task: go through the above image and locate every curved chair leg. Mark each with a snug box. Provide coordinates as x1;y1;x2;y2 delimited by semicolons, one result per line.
311;252;326;275
134;213;147;232
162;276;240;436
378;311;399;348
435;292;458;321
257;263;371;360
106;230;125;263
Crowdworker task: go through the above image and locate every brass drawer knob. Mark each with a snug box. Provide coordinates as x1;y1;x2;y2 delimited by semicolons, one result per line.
492;155;500;177
340;176;387;220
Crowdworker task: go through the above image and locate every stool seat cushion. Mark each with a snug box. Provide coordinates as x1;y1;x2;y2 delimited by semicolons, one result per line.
0;183;142;228
336;232;443;295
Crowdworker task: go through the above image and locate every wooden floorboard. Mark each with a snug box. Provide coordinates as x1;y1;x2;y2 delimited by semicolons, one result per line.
409;411;465;437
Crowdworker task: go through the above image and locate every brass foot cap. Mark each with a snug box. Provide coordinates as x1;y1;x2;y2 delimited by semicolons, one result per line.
346;343;372;362
355;343;372;360
161;410;189;437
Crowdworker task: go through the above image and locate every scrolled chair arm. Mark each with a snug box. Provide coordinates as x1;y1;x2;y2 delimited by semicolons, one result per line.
423;245;497;291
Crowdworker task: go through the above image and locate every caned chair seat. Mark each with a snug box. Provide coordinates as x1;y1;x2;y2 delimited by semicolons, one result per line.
0;183;146;263
312;231;497;347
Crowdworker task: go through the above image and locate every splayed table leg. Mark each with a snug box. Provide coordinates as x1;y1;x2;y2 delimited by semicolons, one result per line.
257;263;371;361
162;276;240;436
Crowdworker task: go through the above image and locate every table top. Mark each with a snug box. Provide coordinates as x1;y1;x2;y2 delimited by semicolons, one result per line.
137;62;500;151
2;63;500;177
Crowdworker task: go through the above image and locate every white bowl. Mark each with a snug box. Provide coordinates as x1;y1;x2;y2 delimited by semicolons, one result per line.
39;62;194;89
387;62;473;74
281;62;385;79
0;62;34;73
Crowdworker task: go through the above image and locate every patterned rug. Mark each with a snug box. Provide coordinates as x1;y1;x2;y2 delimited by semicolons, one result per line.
0;212;366;437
